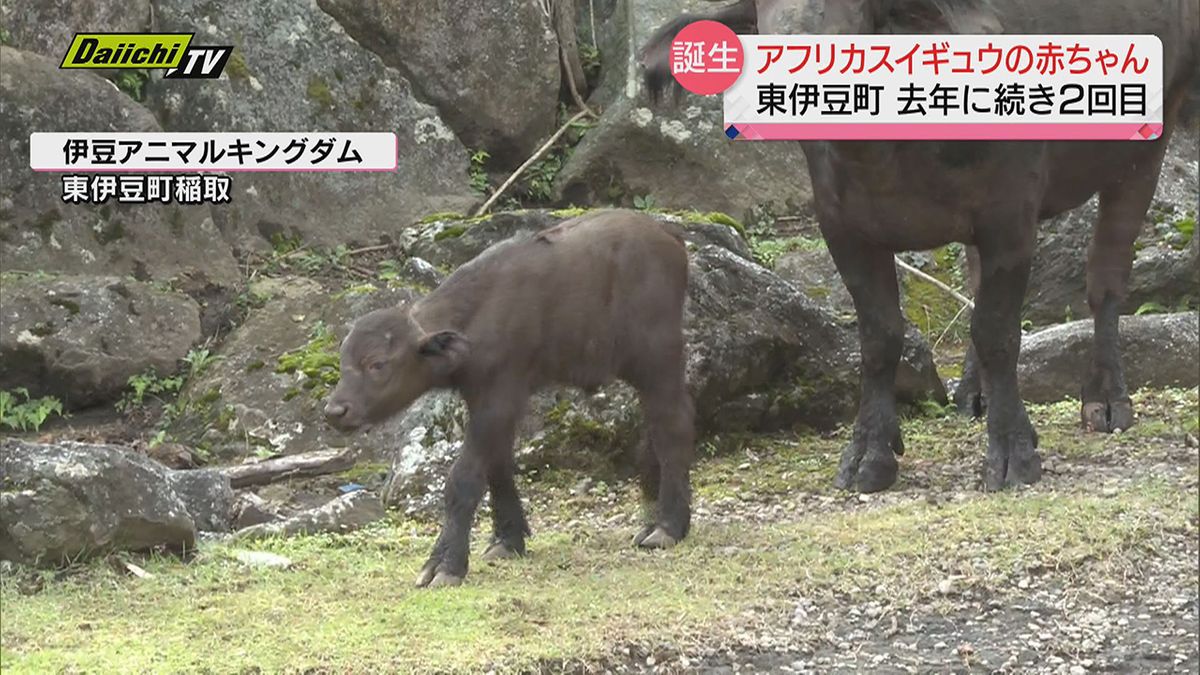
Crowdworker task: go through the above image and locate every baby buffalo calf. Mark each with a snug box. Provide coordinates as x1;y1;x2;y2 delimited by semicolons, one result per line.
324;210;695;588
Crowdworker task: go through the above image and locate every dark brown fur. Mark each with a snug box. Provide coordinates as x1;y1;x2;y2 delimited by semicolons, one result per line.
324;209;694;587
642;0;1200;493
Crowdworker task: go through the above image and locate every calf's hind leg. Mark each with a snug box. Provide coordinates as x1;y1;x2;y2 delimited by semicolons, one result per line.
631;378;695;549
481;453;531;561
1080;143;1167;433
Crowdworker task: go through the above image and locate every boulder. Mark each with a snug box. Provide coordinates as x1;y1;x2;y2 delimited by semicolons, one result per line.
165;469;234;533
146;0;478;253
551;0;813;220
0;0;150;64
1017;312;1200;403
1024;129;1199;325
316;0;560;167
233;490;384;541
0;274;202;409
0;47;241;301
0;439;196;565
775;247;855;315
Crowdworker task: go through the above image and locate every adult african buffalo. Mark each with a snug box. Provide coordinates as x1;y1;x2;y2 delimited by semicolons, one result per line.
642;0;1199;493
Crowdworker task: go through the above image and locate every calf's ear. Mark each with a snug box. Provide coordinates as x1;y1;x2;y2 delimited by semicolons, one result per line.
418;330;470;375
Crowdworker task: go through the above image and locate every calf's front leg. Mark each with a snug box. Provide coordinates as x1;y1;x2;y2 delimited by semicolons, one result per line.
416;400;520;588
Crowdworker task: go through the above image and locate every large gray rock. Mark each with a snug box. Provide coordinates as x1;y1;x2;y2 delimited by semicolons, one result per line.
0;47;241;297
1024;129;1199;325
316;0;561;167
166;469;234;533
146;0;478;253
1017;312;1200;403
0;440;196;565
551;0;813;220
0;0;150;63
0;274;202;409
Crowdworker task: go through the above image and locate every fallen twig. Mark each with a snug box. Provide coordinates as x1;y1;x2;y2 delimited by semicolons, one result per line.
933;301;972;351
893;257;975;310
221;448;357;489
474;109;591;216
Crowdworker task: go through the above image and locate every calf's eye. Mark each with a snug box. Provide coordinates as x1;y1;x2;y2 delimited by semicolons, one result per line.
367;361;386;373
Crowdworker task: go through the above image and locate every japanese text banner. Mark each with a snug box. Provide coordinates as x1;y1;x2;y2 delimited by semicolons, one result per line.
29;132;398;172
722;35;1163;141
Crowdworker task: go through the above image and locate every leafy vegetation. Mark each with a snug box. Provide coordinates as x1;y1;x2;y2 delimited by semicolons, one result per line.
113;70;150;102
468;149;491;195
0;388;65;432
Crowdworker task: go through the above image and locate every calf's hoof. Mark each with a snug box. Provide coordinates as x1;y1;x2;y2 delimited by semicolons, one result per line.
632;524;677;549
1081;399;1134;434
481;540;522;561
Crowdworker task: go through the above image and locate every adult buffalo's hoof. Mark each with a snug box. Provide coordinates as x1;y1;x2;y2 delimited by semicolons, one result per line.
414;564;437;588
481;540;522;561
427;572;464;588
984;429;1042;491
632;524;677;549
1081;399;1135;433
834;428;903;493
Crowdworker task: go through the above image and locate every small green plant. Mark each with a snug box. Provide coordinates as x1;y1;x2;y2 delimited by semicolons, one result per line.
0;388;65;432
633;194;657;211
1135;301;1168;316
114;70;151;102
182;348;222;380
525;154;564;203
469;149;491;195
117;369;185;413
750;236;823;269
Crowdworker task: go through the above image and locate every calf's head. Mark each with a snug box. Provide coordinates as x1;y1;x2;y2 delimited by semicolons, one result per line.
323;306;469;432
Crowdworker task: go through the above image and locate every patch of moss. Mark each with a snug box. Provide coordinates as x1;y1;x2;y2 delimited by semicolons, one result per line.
433;224;468;241
417;211;467;225
225;49;250;81
550;207;592;219
306;76;335;109
245;360;265;373
274;323;340;400
30;321;56;337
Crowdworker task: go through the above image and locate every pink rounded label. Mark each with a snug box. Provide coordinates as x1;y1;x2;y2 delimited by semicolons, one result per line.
669;20;745;96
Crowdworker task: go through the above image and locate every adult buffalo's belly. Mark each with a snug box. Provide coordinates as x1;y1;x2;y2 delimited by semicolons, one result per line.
805;140;1049;252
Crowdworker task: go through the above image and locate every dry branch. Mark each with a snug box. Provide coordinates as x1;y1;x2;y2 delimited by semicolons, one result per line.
222;448;357;489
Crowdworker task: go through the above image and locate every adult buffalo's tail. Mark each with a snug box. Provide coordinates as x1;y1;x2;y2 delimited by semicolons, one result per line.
640;0;758;104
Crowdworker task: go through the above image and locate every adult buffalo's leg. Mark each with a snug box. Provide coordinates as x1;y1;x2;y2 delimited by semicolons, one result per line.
827;234;906;493
973;226;1042;490
954;245;987;418
416;397;521;587
481;452;530;561
1080;142;1167;432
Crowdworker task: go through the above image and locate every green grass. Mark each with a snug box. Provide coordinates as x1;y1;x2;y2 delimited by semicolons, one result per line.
2;387;1196;672
3;478;1190;674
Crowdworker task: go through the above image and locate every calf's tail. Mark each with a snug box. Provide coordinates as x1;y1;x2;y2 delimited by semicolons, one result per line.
640;0;759;104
